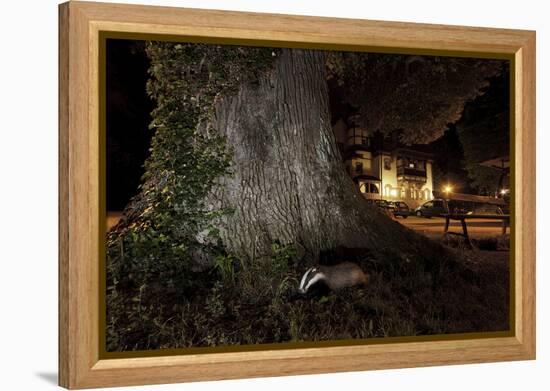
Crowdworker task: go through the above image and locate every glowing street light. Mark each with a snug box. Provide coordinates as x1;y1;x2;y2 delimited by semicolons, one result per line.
500;189;509;195
443;185;453;193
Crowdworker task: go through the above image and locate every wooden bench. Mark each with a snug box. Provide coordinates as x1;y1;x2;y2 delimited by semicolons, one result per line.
442;213;510;246
432;191;510;247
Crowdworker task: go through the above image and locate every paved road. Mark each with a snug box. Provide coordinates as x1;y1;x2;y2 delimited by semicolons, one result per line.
396;215;506;239
108;211;505;239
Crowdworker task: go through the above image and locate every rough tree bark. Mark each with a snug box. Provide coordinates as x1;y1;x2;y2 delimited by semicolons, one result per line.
206;48;424;262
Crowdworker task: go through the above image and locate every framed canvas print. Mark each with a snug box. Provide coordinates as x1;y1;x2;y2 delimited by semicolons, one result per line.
58;1;536;389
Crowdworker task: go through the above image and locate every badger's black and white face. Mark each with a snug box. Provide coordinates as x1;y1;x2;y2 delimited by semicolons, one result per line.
299;267;326;294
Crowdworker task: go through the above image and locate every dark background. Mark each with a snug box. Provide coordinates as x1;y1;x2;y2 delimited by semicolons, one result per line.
106;40;153;211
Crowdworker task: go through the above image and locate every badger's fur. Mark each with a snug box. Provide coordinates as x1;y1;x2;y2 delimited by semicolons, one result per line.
298;262;369;294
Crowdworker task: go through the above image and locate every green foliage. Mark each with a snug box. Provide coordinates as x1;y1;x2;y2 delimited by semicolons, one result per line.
456;73;510;194
214;254;236;285
108;41;276;257
271;242;297;263
269;242;296;277
429;125;472;194
107;239;509;351
106;42;276;351
326;52;505;144
233;243;297;306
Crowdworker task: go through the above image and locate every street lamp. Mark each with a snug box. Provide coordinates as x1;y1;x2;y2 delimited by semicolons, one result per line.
443;185;453;193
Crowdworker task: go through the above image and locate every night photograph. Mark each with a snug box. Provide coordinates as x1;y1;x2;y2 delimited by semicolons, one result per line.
104;39;511;352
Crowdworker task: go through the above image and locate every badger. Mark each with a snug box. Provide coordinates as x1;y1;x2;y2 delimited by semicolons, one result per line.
298;262;369;294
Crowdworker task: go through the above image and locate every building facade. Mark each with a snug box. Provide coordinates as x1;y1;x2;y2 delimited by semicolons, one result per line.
334;122;434;208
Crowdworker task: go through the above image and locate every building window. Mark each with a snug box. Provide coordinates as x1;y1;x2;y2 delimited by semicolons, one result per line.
385;185;398;197
348;127;370;147
384;158;391;170
358;181;380;194
355;162;363;174
408;161;416;169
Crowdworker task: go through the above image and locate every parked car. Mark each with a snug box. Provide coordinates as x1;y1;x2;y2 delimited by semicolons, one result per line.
366;199;395;214
414;199;447;218
388;201;410;218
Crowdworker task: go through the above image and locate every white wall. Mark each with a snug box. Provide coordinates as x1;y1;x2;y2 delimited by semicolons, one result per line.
379;153;398;194
420;161;434;199
351;150;374;174
0;1;547;390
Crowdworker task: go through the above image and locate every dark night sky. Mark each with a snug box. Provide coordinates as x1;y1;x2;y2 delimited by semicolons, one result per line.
106;39;509;211
106;39;153;211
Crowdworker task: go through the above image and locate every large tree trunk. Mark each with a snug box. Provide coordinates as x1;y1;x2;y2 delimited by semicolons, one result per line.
207;49;421;262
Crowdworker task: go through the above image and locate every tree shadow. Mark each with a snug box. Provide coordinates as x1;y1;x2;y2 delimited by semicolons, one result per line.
35;372;57;385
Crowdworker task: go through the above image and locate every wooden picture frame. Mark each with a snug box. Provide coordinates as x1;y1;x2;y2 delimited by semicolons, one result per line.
59;1;536;389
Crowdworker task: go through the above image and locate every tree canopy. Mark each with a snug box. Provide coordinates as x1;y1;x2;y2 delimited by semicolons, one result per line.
456;72;510;193
327;52;504;143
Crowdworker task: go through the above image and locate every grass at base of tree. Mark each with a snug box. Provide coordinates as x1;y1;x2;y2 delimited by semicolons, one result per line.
106;238;509;352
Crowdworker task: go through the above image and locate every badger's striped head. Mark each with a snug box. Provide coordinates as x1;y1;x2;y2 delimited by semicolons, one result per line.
299;267;326;294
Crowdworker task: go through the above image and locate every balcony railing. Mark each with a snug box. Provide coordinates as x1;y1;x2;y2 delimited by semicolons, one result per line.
397;167;427;177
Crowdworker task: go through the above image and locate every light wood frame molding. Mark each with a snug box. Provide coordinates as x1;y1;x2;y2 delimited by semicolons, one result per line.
59;1;536;389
